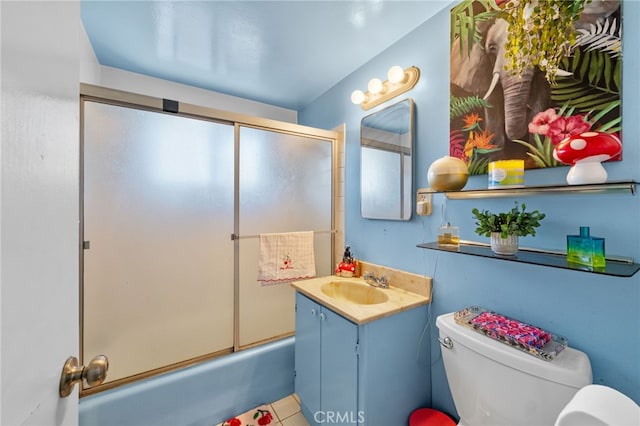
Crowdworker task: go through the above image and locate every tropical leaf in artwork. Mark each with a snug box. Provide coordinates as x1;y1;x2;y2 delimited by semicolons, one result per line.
551;77;619;112
467;154;489;175
450;95;491;121
512;134;559;169
575;17;622;58
587;100;622;134
450;0;501;58
553;12;622;116
451;0;475;56
450;129;466;159
450;129;465;148
553;46;621;114
560;48;620;93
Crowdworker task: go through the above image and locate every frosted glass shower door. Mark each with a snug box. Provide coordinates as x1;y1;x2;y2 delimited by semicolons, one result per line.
83;101;235;384
238;126;333;347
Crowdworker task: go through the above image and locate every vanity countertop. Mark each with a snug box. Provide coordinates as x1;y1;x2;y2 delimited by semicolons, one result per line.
291;275;431;325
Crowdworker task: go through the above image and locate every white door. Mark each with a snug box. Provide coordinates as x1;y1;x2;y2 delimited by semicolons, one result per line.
1;1;81;424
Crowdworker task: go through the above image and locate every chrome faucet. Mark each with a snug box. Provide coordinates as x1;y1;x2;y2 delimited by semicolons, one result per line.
363;272;389;289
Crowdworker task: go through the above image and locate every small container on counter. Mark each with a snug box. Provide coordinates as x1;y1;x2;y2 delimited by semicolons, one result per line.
353;259;361;278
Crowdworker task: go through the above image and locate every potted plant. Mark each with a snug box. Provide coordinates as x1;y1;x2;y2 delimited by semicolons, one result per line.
472;202;545;255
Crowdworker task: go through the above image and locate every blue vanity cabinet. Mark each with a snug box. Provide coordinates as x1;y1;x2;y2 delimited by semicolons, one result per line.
295;292;359;425
295;292;322;419
295;291;430;426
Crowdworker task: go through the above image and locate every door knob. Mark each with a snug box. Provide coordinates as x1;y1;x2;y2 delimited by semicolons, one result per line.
59;355;109;397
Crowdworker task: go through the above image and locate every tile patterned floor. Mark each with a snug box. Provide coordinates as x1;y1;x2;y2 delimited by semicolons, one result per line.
217;394;310;426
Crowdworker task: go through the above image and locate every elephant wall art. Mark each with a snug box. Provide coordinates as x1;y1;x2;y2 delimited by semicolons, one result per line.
450;0;622;175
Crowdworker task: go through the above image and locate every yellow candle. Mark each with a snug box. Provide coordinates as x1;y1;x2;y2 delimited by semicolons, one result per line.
488;160;524;188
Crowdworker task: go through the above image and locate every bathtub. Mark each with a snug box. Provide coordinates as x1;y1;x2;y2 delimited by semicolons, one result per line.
79;337;294;426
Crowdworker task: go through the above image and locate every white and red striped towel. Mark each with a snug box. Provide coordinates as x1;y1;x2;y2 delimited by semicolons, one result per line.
257;231;316;285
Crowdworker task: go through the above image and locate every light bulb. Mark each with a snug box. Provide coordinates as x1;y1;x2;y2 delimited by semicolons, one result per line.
387;65;405;84
368;78;383;95
351;90;365;104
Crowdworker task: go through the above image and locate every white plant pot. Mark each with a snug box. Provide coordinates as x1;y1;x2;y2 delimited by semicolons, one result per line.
491;232;519;255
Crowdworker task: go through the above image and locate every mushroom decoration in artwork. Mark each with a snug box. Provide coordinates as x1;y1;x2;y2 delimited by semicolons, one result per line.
553;132;622;185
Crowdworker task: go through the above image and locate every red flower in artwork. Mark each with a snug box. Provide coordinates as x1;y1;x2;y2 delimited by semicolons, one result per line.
547;115;591;145
528;108;559;136
527;107;593;147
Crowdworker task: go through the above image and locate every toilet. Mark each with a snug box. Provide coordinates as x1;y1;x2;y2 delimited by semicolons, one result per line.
435;312;639;426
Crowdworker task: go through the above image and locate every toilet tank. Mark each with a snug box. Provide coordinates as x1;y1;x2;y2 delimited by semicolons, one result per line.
436;312;592;426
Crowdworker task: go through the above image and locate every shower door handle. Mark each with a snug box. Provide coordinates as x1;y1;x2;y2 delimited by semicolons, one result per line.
59;354;109;397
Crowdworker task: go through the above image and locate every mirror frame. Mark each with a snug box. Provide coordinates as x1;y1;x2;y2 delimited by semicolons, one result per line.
360;98;415;221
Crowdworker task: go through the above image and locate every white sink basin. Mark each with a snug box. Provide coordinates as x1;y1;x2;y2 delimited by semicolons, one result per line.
321;281;389;305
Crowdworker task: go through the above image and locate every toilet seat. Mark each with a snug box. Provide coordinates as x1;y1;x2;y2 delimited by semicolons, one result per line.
555;384;640;426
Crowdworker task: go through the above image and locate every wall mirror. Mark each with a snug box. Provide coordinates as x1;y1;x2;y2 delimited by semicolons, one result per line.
361;98;414;220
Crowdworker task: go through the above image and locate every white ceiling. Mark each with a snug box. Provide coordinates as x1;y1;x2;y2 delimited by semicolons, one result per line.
81;1;450;110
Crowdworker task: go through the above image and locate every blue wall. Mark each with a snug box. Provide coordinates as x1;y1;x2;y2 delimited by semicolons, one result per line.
300;0;640;417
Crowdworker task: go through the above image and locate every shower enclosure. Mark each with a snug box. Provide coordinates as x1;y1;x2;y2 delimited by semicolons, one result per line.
80;85;337;393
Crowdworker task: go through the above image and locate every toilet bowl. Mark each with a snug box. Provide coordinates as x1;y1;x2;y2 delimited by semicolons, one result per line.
436;312;638;426
555;384;640;426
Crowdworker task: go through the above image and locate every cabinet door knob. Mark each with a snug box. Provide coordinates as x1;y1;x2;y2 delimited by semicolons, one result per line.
310;308;316;316
319;312;325;321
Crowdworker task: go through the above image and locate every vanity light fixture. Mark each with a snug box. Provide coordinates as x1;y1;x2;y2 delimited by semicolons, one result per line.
351;65;420;111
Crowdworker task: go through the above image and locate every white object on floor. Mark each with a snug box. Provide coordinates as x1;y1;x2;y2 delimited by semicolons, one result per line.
555;384;640;426
257;231;315;285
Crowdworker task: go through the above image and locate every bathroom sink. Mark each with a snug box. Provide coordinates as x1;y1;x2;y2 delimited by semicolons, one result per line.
321;281;389;305
292;275;431;324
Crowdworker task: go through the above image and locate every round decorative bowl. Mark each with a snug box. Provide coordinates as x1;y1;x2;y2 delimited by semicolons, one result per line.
427;156;469;191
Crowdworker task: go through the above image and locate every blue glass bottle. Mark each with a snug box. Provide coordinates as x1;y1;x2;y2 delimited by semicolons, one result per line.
567;226;606;269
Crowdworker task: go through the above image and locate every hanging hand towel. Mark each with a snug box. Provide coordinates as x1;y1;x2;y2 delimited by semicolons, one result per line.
257;231;316;285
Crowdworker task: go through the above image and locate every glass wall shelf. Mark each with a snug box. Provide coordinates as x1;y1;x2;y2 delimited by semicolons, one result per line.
417;241;640;277
443;181;636;199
